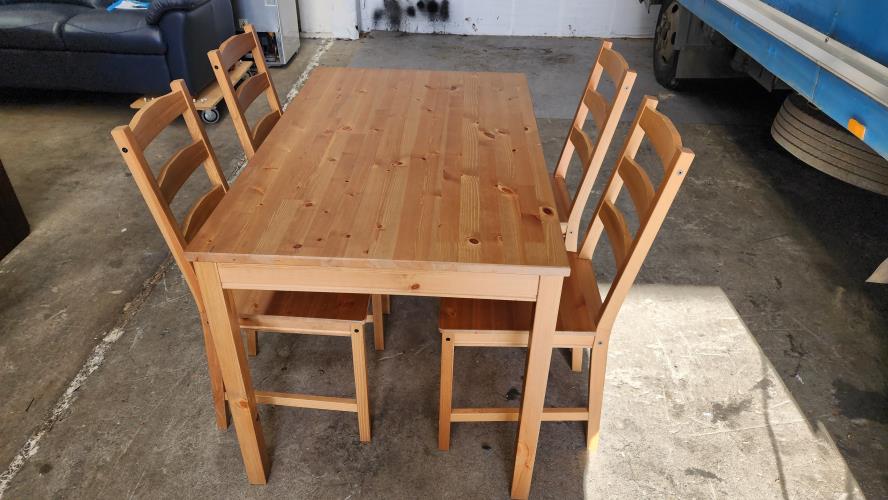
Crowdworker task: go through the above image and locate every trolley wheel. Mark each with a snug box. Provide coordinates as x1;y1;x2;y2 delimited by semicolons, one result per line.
653;0;683;90
200;108;220;124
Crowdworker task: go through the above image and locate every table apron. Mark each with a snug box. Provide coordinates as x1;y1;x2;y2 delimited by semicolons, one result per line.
216;263;541;301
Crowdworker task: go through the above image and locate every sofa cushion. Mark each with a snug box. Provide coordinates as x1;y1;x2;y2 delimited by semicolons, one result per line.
63;10;164;54
1;0;113;10
0;3;88;50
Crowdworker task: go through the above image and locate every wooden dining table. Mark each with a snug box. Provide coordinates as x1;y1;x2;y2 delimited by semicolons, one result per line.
185;66;570;499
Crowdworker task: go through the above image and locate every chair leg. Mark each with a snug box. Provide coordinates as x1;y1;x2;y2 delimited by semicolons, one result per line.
586;335;611;451
383;294;391;314
351;324;371;442
571;347;584;372
244;329;258;356
438;332;455;451
200;317;229;429
371;294;385;351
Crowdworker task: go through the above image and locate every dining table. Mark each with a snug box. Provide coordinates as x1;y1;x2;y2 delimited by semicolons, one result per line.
185;66;571;499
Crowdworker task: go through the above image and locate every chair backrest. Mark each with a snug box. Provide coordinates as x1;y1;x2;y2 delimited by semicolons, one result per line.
578;96;695;332
554;41;636;250
208;24;282;159
111;80;229;302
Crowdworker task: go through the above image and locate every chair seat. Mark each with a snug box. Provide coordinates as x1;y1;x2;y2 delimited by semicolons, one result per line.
439;252;600;337
236;290;371;333
551;175;571;234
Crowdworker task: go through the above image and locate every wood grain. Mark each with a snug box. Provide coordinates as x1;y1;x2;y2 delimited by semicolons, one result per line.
186;68;568;276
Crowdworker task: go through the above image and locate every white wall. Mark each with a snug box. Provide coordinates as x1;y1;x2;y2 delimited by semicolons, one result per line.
297;0;658;39
359;0;658;37
298;0;361;39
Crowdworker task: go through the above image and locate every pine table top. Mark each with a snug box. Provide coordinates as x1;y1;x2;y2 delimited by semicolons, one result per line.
186;67;569;276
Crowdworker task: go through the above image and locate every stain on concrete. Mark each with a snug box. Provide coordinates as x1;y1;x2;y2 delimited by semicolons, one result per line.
783;333;806;379
505;387;520;400
37;463;52;475
710;397;752;423
685;467;722;481
833;379;888;424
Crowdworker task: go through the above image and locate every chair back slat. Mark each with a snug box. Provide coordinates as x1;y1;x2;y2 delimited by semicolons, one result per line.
130;91;187;149
236;73;271;111
577;96;695;331
568;125;595;172
618;156;655;218
182;184;226;242
252;110;281;146
553;40;637;251
639;109;683;170
111;79;228;299
209;24;283;159
157;140;209;203
582;89;608;129
598;44;631;87
215;32;256;70
599;200;631;268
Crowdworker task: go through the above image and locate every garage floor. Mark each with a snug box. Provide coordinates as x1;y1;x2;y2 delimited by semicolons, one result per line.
0;33;886;498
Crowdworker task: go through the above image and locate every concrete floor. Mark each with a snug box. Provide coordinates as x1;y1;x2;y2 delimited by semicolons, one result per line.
0;32;885;498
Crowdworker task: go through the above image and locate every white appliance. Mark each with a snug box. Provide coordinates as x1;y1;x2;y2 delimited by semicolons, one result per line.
233;0;300;66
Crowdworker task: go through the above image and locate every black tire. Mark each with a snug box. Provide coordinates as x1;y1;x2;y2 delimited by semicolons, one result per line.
771;94;888;196
654;0;683;90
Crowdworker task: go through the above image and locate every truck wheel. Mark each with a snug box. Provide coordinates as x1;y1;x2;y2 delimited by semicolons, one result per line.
654;0;683;90
771;94;888;196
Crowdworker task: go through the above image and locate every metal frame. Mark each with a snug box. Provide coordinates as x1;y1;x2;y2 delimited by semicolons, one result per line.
717;0;888;108
678;0;888;159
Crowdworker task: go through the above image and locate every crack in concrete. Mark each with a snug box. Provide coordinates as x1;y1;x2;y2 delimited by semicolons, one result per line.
0;257;171;497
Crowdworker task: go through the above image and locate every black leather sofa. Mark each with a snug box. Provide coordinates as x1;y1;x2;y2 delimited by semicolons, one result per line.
0;0;235;95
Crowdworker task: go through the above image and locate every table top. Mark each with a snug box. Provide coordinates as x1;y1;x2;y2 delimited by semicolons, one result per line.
186;67;569;276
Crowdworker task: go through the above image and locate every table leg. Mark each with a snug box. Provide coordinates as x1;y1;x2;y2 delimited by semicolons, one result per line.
194;261;269;484
197;309;228;429
511;276;563;499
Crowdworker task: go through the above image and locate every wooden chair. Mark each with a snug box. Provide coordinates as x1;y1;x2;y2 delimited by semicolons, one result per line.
210;27;393;344
208;24;282;159
554;41;636;252
437;96;694;452
552;41;636;371
111;80;384;442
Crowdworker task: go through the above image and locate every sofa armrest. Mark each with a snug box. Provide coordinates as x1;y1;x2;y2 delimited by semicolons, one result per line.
146;0;211;25
152;0;235;93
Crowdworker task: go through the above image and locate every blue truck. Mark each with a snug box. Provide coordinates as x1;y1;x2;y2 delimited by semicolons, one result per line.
645;0;888;196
